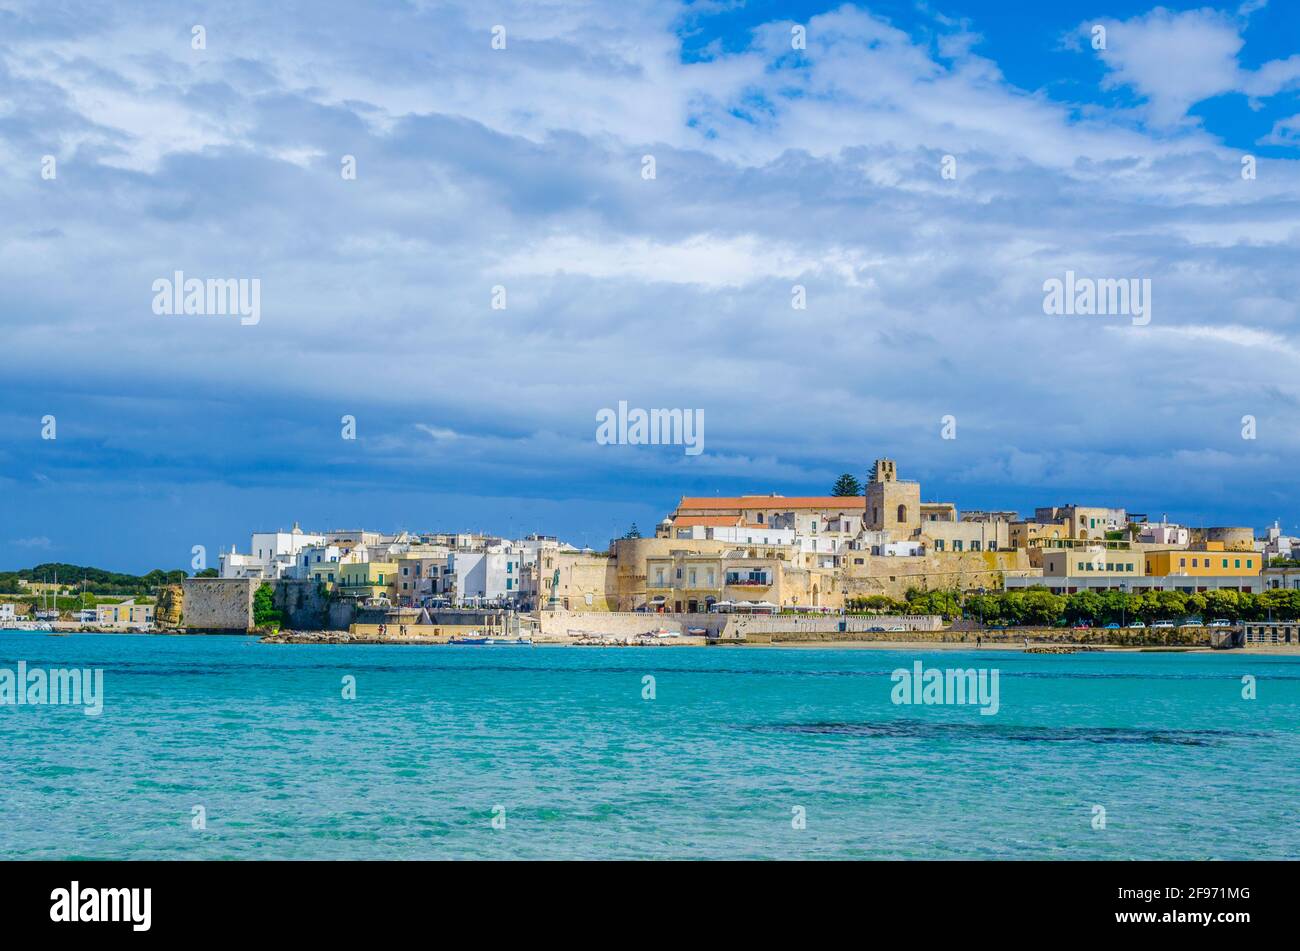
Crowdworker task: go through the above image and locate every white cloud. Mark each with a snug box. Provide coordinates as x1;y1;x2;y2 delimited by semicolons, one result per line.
1083;6;1300;128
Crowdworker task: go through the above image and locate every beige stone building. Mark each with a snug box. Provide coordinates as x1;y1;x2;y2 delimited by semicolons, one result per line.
530;548;619;611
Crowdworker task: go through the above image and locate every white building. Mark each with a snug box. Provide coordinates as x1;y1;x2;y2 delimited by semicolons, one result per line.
220;522;327;579
287;544;343;580
1257;520;1298;562
1138;519;1191;548
447;549;524;605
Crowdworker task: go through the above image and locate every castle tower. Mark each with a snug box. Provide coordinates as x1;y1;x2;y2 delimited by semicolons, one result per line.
870;459;897;484
865;458;920;538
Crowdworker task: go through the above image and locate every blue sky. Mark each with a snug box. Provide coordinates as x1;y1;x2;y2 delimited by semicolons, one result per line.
1;0;1299;572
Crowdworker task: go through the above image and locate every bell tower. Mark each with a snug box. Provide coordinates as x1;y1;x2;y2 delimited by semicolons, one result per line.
870;459;897;484
865;458;920;537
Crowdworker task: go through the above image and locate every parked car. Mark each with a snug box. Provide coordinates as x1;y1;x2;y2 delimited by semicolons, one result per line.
1103;622;1121;629
1178;621;1201;629
1208;619;1233;628
1152;620;1175;629
1072;622;1091;630
1127;621;1146;629
867;626;886;633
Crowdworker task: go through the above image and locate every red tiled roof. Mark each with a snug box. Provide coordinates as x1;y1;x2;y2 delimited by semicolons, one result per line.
673;515;746;527
677;496;863;511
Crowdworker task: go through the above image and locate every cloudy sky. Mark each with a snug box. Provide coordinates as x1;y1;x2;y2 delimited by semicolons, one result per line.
1;0;1298;572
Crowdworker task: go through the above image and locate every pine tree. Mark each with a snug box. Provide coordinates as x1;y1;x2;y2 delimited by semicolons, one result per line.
831;473;862;496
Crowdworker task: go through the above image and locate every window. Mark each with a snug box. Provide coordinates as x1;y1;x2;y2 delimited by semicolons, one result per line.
934;540;944;551
953;540;963;552
1247;559;1254;568
1222;559;1229;568
757;513;764;524
507;562;513;573
971;541;981;552
506;578;512;590
689;569;697;586
1235;559;1241;568
897;504;907;523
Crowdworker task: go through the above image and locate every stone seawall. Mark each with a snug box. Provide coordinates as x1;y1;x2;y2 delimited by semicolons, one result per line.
181;578;258;633
535;610;944;640
724;614;943;637
274;580;331;630
536;610;725;638
779;626;1215;647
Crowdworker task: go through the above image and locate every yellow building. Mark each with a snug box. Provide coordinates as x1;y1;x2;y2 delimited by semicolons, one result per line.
1009;521;1069;548
95;599;155;626
338;561;397;600
1042;548;1143;577
310;565;342;586
1144;544;1259;577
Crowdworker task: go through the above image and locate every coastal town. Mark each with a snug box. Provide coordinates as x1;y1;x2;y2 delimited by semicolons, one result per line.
7;459;1300;648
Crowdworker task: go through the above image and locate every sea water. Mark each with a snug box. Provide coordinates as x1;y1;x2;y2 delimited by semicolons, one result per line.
1;631;1295;860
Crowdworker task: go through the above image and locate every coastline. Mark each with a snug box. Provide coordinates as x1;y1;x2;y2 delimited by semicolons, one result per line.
253;628;1300;655
8;627;1295;655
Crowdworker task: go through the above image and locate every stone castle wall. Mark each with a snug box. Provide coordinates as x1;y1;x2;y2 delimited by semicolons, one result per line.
181;578;258;632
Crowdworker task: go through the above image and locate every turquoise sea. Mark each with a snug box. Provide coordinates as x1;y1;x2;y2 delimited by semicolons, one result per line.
1;631;1297;860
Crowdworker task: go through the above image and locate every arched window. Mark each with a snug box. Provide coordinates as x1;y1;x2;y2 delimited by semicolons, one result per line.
756;513;764;524
897;504;907;523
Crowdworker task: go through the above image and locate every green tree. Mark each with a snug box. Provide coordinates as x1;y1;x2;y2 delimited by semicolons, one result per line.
1064;591;1103;625
1020;590;1065;626
964;593;1001;625
622;523;642;539
252;583;284;630
905;588;962;620
1202;589;1241;621
831;473;862;497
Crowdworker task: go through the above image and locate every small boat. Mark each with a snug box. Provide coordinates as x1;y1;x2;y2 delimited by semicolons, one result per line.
449;632;533;645
687;627;707;636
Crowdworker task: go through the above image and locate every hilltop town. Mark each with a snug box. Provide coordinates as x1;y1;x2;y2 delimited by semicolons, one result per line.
133;458;1294;645
9;459;1300;646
